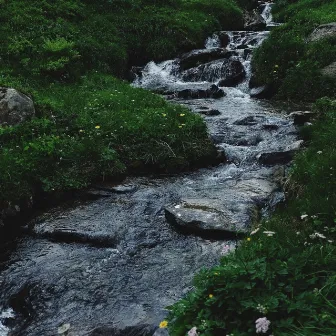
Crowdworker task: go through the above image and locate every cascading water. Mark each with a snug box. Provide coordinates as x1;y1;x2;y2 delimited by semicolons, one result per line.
0;3;301;336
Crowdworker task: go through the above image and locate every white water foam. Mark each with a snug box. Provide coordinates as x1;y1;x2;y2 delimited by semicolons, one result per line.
0;308;14;336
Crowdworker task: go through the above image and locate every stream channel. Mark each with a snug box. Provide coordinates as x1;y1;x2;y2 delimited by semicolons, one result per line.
0;3;302;336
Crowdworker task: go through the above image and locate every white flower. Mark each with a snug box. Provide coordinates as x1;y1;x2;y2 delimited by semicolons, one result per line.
263;231;275;237
251;228;260;235
300;214;309;220
310;232;326;239
187;327;198;336
256;317;271;334
317;151;323;154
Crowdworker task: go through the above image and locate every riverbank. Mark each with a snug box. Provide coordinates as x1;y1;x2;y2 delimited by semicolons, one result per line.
167;0;336;334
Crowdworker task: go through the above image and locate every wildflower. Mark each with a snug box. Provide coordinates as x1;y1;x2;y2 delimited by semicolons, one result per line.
187;327;198;336
79;129;84;133
247;237;251;241
179;125;183;128
275;65;279;68
159;320;168;328
209;294;213;298
214;272;219;275
251;228;260;235
95;125;101;129
263;231;275;237
310;232;326;239
300;214;309;220
317;151;323;154
180;113;185;117
222;244;230;255
162;113;167;117
255;317;271;334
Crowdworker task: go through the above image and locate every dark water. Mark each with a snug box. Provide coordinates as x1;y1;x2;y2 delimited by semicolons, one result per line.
0;3;301;336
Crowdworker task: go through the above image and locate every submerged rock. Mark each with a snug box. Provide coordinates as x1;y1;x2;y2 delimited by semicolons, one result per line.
165;198;257;236
199;109;221;116
0;87;35;126
171;85;225;100
289;111;316;125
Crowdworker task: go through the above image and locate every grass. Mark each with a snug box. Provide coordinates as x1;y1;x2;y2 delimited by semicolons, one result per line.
0;0;246;210
252;0;336;101
166;98;336;335
0;72;217;208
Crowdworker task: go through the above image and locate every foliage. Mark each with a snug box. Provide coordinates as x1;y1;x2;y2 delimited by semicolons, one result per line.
252;0;336;101
0;0;243;79
167;99;336;335
0;73;216;205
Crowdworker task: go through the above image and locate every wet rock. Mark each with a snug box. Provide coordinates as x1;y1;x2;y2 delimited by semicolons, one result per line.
199;109;221;116
165;198;258;236
128;66;144;81
218;68;246;87
179;48;234;71
173;85;225;100
244;10;267;31
321;61;336;79
257;150;295;165
153;328;169;336
289;111;315;125
308;23;336;42
0;87;35;126
233;115;265;125
262;123;279;131
250;85;275;99
217;32;230;48
89;324;155;336
182;59;245;84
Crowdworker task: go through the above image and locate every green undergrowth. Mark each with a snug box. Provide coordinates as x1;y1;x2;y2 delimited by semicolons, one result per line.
0;0;243;79
166;98;336;335
0;73;216;206
252;0;336;101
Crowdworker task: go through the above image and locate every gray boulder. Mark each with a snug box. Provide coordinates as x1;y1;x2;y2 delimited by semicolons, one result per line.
309;23;336;42
321;61;336;79
244;10;267;31
0;87;35;126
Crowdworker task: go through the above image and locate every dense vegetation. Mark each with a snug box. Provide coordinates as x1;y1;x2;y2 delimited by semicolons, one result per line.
0;0;244;208
253;0;336;101
167;0;336;335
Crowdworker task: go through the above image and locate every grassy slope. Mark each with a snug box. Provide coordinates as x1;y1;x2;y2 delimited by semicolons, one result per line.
167;1;336;335
0;0;243;208
252;0;336;101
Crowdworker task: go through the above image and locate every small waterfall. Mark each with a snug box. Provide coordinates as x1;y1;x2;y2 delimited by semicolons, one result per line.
133;3;275;95
261;3;274;25
133;60;181;90
205;34;221;49
0;308;14;336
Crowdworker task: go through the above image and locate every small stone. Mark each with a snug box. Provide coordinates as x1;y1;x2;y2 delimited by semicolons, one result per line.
58;323;71;334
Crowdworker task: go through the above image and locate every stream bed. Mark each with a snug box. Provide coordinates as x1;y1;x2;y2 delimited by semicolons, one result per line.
0;4;302;336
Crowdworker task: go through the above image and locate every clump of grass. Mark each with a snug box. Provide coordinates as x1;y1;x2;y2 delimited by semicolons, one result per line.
166;98;336;335
0;73;216;206
252;0;336;101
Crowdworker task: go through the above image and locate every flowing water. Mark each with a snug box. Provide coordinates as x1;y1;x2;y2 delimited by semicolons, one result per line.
0;3;300;336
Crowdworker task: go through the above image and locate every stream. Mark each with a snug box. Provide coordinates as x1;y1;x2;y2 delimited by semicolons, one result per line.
0;3;301;336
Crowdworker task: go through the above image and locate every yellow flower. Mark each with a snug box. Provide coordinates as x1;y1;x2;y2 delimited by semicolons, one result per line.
209;294;213;298
178;125;183;128
159;320;168;328
275;65;279;68
214;272;219;275
162;113;167;117
95;125;101;129
180;113;185;117
79;129;84;133
247;237;251;241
